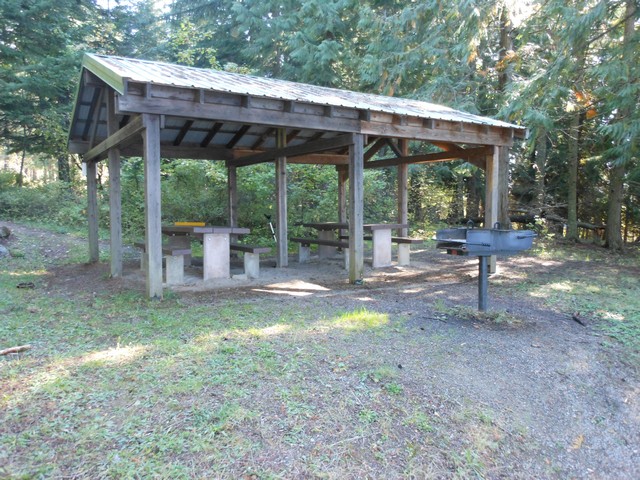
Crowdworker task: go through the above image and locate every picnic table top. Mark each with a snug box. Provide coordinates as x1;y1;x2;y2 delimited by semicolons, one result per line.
162;225;250;235
302;222;408;231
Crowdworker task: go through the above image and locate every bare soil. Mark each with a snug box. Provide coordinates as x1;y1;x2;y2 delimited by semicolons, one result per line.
3;221;639;479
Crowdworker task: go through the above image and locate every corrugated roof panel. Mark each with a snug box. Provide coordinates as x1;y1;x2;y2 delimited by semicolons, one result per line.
84;54;523;131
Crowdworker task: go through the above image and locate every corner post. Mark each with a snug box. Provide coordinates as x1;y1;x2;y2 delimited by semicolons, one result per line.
142;114;163;299
107;90;123;277
86;161;99;263
228;164;238;228
349;133;364;283
397;139;409;236
337;166;348;239
275;128;288;267
485;146;499;273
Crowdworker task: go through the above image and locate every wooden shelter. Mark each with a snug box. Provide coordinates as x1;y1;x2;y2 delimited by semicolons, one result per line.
68;54;526;299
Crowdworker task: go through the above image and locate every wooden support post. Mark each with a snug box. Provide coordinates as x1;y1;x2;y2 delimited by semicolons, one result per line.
397;139;409;237
498;145;511;229
485;146;499;274
338;166;348;239
107;91;123;277
275;128;288;267
349;133;364;284
86;161;99;263
142;114;163;299
228;165;238;228
228;164;238;248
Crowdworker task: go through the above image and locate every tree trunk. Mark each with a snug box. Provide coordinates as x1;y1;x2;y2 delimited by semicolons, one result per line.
534;127;547;212
604;0;635;250
605;164;625;250
57;154;71;183
566;111;581;241
497;8;513;229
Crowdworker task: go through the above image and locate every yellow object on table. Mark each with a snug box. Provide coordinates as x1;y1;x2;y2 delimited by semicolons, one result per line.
175;221;206;226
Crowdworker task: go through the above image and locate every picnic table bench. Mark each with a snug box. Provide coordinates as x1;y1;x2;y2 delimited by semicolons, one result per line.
290;237;350;267
229;243;271;278
135;242;192;285
338;235;424;265
300;222;417;267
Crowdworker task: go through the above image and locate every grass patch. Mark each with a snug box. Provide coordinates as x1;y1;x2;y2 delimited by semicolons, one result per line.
519;243;640;353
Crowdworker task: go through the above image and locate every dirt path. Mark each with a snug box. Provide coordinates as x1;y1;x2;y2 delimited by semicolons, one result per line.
2;221;638;478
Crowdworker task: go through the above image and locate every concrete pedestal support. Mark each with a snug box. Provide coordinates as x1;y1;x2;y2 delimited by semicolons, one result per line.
203;233;230;280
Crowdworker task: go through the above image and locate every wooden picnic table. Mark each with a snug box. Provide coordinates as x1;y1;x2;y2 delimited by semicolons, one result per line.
162;225;250;280
302;222;409;267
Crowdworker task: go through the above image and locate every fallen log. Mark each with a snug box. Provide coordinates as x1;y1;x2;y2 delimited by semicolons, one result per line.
0;344;32;356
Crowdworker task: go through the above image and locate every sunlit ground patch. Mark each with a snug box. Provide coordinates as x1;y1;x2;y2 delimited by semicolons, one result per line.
329;308;389;331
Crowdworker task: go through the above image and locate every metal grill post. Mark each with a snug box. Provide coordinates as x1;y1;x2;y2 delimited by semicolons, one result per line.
478;256;489;311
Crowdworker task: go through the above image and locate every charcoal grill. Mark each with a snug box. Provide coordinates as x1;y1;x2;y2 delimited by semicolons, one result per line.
436;223;536;311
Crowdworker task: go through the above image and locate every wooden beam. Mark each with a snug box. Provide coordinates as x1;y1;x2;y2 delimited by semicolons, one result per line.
349;134;364;284
83;115;144;163
364;145;492;169
284;154;348;165
385;138;403;158
117;143;233;161
360;120;514;146
200;122;223;147
364;138;387;161
118;94;362;138
116;88;520;145
229;134;354;167
173;119;194;146
226;124;251;149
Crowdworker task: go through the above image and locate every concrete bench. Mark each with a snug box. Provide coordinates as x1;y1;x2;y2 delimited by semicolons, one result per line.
135;242;191;285
230;243;270;279
339;235;424;266
290;237;349;267
391;236;424;266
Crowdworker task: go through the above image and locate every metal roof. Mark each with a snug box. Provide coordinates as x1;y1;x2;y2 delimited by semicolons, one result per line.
83;54;524;131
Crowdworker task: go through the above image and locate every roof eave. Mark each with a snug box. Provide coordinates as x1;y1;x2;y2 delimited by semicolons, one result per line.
82;53;127;95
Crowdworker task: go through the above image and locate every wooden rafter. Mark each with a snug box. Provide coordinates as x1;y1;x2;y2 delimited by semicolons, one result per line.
251;127;275;150
286;129;301;144
173;120;194;146
226;124;251;149
200;122;223;147
308;131;325;142
82;87;103;142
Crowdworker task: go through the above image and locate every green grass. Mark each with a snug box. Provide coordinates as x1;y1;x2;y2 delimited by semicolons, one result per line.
514;241;640;353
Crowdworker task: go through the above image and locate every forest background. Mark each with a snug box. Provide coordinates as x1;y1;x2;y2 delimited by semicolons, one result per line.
0;0;638;249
